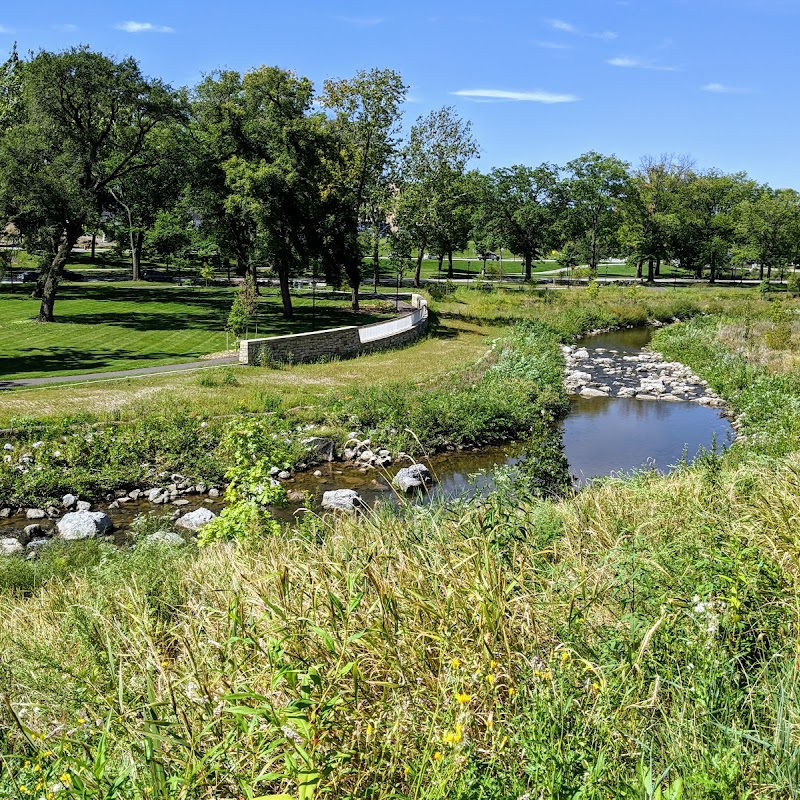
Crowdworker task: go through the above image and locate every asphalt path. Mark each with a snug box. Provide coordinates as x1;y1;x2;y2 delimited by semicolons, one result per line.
0;354;240;391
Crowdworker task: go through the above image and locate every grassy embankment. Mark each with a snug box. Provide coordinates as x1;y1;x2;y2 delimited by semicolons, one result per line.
0;284;732;507
0;283;395;380
2;285;800;797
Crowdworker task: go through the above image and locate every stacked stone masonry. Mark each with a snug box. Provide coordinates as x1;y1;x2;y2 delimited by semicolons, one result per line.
239;294;428;366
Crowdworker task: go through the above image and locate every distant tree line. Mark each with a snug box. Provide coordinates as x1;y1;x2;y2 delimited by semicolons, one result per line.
1;44;798;322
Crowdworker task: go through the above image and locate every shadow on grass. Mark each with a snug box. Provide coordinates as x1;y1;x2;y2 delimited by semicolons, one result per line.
0;346;195;380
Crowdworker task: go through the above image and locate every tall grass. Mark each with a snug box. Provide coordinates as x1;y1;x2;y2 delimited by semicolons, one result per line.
3;287;800;798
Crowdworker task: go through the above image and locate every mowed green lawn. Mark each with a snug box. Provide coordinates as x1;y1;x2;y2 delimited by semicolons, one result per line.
0;283;393;380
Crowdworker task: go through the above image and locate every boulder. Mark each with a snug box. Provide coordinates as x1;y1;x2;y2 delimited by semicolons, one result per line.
208;487;221;498
57;510;114;540
175;507;217;531
287;490;306;504
76;500;92;512
302;436;336;463
0;508;10;518
321;489;363;513
62;493;77;508
580;387;610;398
0;538;24;556
393;464;433;492
147;488;163;502
278;470;292;480
26;508;46;520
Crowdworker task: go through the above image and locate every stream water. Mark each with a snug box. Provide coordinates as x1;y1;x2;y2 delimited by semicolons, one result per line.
1;327;735;538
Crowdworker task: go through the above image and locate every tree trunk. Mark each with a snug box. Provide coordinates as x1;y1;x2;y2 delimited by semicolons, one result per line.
90;233;96;262
414;245;425;288
131;230;144;281
346;261;361;311
636;258;643;279
590;225;598;275
767;263;772;280
524;252;532;282
709;252;717;284
655;257;661;277
759;263;765;281
250;261;260;295
437;254;444;274
37;223;82;322
447;250;453;279
278;266;293;319
646;257;655;284
372;227;380;293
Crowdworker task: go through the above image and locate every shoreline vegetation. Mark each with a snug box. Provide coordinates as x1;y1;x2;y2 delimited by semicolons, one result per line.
3;284;800;798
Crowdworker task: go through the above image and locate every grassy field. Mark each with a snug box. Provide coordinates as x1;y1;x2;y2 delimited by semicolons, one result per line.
0;283;394;380
3;287;800;797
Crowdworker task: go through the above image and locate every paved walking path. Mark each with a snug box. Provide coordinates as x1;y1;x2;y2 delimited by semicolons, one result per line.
0;354;240;391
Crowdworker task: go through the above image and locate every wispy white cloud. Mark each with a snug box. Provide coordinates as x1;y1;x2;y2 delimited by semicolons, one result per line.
702;82;751;94
116;21;174;33
54;23;79;32
336;16;383;26
549;18;577;32
0;25;13;34
608;56;678;71
547;18;617;39
453;88;579;104
534;40;572;50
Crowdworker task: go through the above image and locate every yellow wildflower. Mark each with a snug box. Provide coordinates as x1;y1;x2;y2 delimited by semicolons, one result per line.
486;673;495;685
489;659;498;670
455;692;472;705
433;751;443;761
19;786;29;795
486;714;494;729
508;687;516;697
560;650;570;663
450;657;461;669
366;723;374;736
60;772;72;787
404;765;411;777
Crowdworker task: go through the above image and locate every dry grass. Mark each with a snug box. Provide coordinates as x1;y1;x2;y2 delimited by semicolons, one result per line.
0;317;499;426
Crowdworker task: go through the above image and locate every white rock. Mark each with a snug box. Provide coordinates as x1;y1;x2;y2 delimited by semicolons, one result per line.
175;507;217;531
26;508;46;520
57;511;113;540
580;387;610;398
144;531;187;547
76;500;92;512
321;489;363;513
393;464;432;492
0;538;24;556
62;493;77;508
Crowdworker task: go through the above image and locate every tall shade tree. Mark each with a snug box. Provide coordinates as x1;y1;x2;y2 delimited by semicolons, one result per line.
396;106;478;285
0;47;178;321
222;66;331;319
668;170;757;281
320;68;407;304
188;70;260;284
0;44;23;129
735;187;800;281
621;155;691;282
106;119;191;280
563;151;631;275
487;163;562;281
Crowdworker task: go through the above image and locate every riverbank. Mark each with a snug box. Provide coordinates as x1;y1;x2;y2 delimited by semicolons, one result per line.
2;285;800;799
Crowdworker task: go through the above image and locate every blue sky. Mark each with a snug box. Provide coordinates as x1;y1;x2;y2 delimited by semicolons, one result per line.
2;0;799;187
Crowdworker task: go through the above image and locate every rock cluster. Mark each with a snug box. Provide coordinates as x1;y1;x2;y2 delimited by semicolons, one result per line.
563;343;725;407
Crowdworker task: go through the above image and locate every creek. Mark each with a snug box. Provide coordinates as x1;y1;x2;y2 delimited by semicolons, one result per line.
0;327;735;542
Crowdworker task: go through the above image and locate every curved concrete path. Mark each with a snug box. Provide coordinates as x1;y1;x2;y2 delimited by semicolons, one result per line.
0;354;240;391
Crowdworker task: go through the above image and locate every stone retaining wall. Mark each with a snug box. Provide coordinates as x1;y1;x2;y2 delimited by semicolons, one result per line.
239;294;428;365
